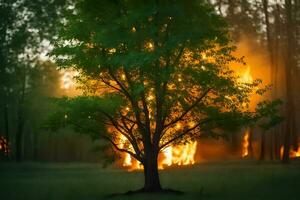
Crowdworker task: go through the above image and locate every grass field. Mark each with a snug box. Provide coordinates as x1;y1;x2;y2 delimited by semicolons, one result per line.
0;161;300;200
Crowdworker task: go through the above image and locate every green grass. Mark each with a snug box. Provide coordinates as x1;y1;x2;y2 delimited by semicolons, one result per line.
0;161;300;200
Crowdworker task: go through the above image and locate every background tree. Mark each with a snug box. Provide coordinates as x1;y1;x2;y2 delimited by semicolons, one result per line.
0;0;69;161
209;0;300;162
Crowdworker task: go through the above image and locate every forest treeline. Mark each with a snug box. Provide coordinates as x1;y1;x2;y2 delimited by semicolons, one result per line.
0;0;299;163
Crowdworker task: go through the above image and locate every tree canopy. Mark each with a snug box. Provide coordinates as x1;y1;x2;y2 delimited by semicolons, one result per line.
50;0;281;192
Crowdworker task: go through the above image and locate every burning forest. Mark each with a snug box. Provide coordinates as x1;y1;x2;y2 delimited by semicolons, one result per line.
1;0;300;199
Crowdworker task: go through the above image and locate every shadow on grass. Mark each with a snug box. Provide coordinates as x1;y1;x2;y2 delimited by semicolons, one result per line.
105;188;185;199
105;187;206;199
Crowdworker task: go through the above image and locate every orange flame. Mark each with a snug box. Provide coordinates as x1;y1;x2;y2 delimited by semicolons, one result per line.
239;66;253;83
280;144;300;159
240;66;253;158
160;141;198;169
117;134;198;170
242;129;250;157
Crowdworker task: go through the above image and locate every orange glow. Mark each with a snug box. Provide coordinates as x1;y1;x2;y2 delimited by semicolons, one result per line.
280;144;300;159
238;66;253;158
117;134;143;170
117;134;132;167
0;136;10;156
238;65;253;84
160;141;198;169
60;70;82;96
117;133;197;170
60;70;79;90
146;42;154;51
242;129;250;157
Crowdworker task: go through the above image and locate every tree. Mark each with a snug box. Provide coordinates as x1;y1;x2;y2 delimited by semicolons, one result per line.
26;61;61;160
0;0;69;161
50;0;275;192
282;0;297;164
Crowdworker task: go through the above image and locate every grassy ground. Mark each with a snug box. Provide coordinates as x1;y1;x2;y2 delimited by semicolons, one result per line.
0;161;300;200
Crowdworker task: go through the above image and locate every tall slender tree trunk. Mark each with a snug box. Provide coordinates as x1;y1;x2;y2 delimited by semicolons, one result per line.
260;132;266;161
270;133;275;160
16;109;24;162
263;0;274;67
263;0;276;161
3;96;9;142
274;128;280;160
273;3;281;160
15;65;26;162
248;128;254;158
2;95;10;160
32;131;38;160
282;113;292;163
143;151;161;192
282;0;295;164
291;116;298;151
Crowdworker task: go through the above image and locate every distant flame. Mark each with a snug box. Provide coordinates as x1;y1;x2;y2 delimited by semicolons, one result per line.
160;141;198;168
280;144;300;159
239;66;253;84
0;136;10;156
240;66;253;158
242;129;250;157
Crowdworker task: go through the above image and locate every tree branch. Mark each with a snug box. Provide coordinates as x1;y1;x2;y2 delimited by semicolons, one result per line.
69;121;142;162
164;89;211;128
159;118;211;151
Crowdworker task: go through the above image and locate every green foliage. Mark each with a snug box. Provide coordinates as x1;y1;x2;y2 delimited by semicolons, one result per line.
0;0;71;160
46;95;124;140
50;0;282;164
255;99;284;131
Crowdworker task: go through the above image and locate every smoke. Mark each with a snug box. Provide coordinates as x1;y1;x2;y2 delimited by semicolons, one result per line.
231;34;273;110
234;34;271;86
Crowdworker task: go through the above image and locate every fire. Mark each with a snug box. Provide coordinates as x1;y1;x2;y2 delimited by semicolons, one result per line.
280;144;300;159
117;134;143;169
290;147;300;158
118;134;132;167
238;66;253;158
238;65;253;84
117;134;198;170
242;129;250;157
0;136;10;156
160;141;198;168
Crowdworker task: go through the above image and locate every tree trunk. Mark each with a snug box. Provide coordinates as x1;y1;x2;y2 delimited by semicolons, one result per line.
143;152;162;192
291;112;298;151
263;0;277;162
4;99;9;142
259;132;266;161
33;132;38;160
274;127;281;160
16;110;24;162
282;120;291;163
16;122;23;162
273;4;281;161
1;95;10;160
248;128;253;158
263;0;274;68
270;132;274;160
282;0;295;164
